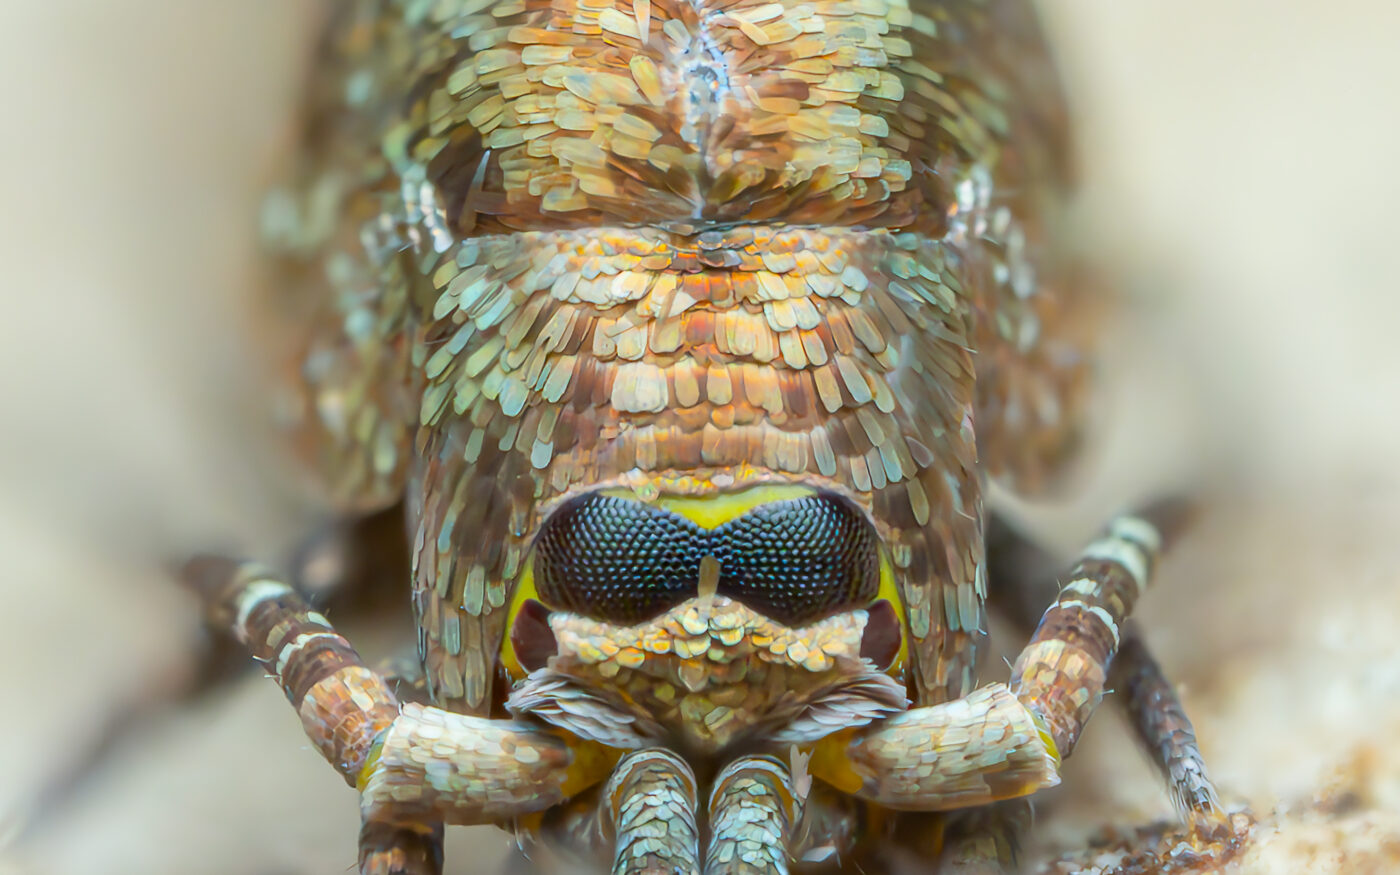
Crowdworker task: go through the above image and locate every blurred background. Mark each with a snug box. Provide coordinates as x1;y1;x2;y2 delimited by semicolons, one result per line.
1;2;1398;872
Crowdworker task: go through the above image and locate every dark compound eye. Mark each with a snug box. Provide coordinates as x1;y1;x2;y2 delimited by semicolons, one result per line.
713;492;880;626
531;490;882;628
531;492;704;624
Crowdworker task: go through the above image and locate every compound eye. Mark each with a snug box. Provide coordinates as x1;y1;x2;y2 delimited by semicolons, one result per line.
531;492;703;624
714;492;880;626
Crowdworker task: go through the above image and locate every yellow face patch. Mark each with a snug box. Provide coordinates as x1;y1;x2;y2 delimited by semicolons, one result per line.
502;484;906;682
875;554;909;676
500;557;540;681
599;484;817;530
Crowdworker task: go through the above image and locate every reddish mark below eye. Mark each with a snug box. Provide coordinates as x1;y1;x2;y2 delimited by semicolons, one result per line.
510;599;557;673
860;600;903;671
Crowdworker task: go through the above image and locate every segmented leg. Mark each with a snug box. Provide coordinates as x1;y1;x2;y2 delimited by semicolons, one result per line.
359;702;581;825
830;502;1188;810
183;557;598;872
359;821;444;875
183;556;401;785
986;509;1228;838
1111;630;1230;840
1010;500;1192;757
704;756;802;875
24;514;411;846
602;749;700;875
840;682;1060;809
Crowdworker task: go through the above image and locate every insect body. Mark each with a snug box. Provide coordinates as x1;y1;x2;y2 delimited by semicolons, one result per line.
190;0;1237;871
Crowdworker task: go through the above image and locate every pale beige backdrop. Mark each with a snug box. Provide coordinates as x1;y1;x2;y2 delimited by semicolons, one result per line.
1;2;1398;873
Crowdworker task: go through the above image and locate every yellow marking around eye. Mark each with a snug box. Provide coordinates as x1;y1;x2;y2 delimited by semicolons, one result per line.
876;553;909;676
502;486;817;678
600;484;816;529
499;557;539;682
504;487;901;683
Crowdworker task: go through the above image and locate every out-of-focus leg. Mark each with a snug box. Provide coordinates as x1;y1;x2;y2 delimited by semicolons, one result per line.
877;806;1023;875
359;821;444;875
983;511;1063;632
1111;630;1230;842
935;802;1031;875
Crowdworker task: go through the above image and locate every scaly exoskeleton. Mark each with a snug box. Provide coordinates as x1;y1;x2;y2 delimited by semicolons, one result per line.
193;0;1241;871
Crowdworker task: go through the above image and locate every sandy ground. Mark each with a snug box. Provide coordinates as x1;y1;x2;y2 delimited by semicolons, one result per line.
1;2;1398;873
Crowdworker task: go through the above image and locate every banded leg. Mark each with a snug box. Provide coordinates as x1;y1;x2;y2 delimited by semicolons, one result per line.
1111;631;1230;841
183;558;598;872
24;514;408;841
704;756;802;875
986;510;1228;838
183;556;402;786
603;749;700;875
1009;500;1190;757
825;503;1187;810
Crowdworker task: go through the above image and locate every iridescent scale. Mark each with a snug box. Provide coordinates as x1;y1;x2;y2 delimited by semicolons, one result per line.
199;2;1244;869
268;0;1087;718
